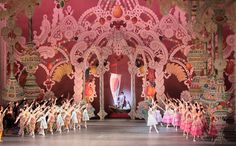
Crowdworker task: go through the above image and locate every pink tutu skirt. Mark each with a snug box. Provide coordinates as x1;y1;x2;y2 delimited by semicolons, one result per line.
180;118;185;130
162;111;173;124
208;125;217;136
172;113;181;126
184;120;192;133
191;121;203;136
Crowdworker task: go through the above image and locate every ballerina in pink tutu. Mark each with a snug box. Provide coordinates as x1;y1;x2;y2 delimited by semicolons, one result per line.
179;101;187;135
172;102;181;131
161;98;173;128
190;109;203;142
208;115;218;141
184;106;193;139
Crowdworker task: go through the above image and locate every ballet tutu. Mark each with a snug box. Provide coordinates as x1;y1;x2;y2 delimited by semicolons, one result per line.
72;116;78;124
40;118;48;129
208;125;217;136
71;111;78;123
162;111;173;124
190;120;203;136
155;110;162;123
180;115;185;130
172;113;181;126
147;113;157;126
184;120;192;133
57;115;64;126
180;119;185;130
48;116;55;123
83;109;90;121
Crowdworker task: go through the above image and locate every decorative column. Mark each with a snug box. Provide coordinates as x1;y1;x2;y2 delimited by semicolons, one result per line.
155;67;165;99
128;63;136;120
1;17;24;102
21;43;41;100
212;8;229;144
0;19;7;101
97;70;107;120
73;64;84;102
21;13;41;100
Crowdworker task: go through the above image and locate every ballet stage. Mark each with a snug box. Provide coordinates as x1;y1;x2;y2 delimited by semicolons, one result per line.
1;120;236;146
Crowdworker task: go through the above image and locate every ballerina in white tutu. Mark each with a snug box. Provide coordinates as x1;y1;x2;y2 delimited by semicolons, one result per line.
147;103;159;134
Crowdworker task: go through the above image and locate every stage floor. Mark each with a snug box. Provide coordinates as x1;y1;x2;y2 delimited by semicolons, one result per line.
1;119;236;146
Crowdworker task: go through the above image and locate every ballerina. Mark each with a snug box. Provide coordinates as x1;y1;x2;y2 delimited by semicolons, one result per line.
190;109;203;142
63;106;72;133
47;108;56;135
0;106;7;142
76;104;82;130
27;106;41;138
147;104;159;134
71;105;78;131
160;98;173;128
15;101;33;137
82;103;90;129
172;102;181;131
184;106;193;139
37;106;49;136
56;108;64;133
15;108;27;137
152;100;164;126
208;115;218;142
47;99;57;134
179;100;187;135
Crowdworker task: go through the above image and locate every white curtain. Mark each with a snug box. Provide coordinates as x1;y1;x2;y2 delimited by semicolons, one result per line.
110;73;121;106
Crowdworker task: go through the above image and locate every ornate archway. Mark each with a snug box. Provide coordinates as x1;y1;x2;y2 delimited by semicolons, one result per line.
33;0;192;120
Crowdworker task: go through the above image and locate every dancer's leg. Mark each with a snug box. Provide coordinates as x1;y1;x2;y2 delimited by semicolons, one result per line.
149;126;152;133
0;130;3;142
186;132;189;139
85;121;87;129
154;125;159;133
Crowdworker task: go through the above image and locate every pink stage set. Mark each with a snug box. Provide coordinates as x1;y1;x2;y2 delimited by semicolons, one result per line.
0;0;236;145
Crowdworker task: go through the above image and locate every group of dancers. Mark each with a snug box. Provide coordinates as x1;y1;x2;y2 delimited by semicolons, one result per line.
0;96;220;143
0;98;90;141
147;98;218;142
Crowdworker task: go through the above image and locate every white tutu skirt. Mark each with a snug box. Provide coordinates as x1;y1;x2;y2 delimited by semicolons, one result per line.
71;112;78;123
82;109;90;121
57;115;64;126
147;114;157;126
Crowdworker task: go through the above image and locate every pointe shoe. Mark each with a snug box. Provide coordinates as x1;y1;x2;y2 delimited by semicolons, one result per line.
156;130;159;134
193;139;196;142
